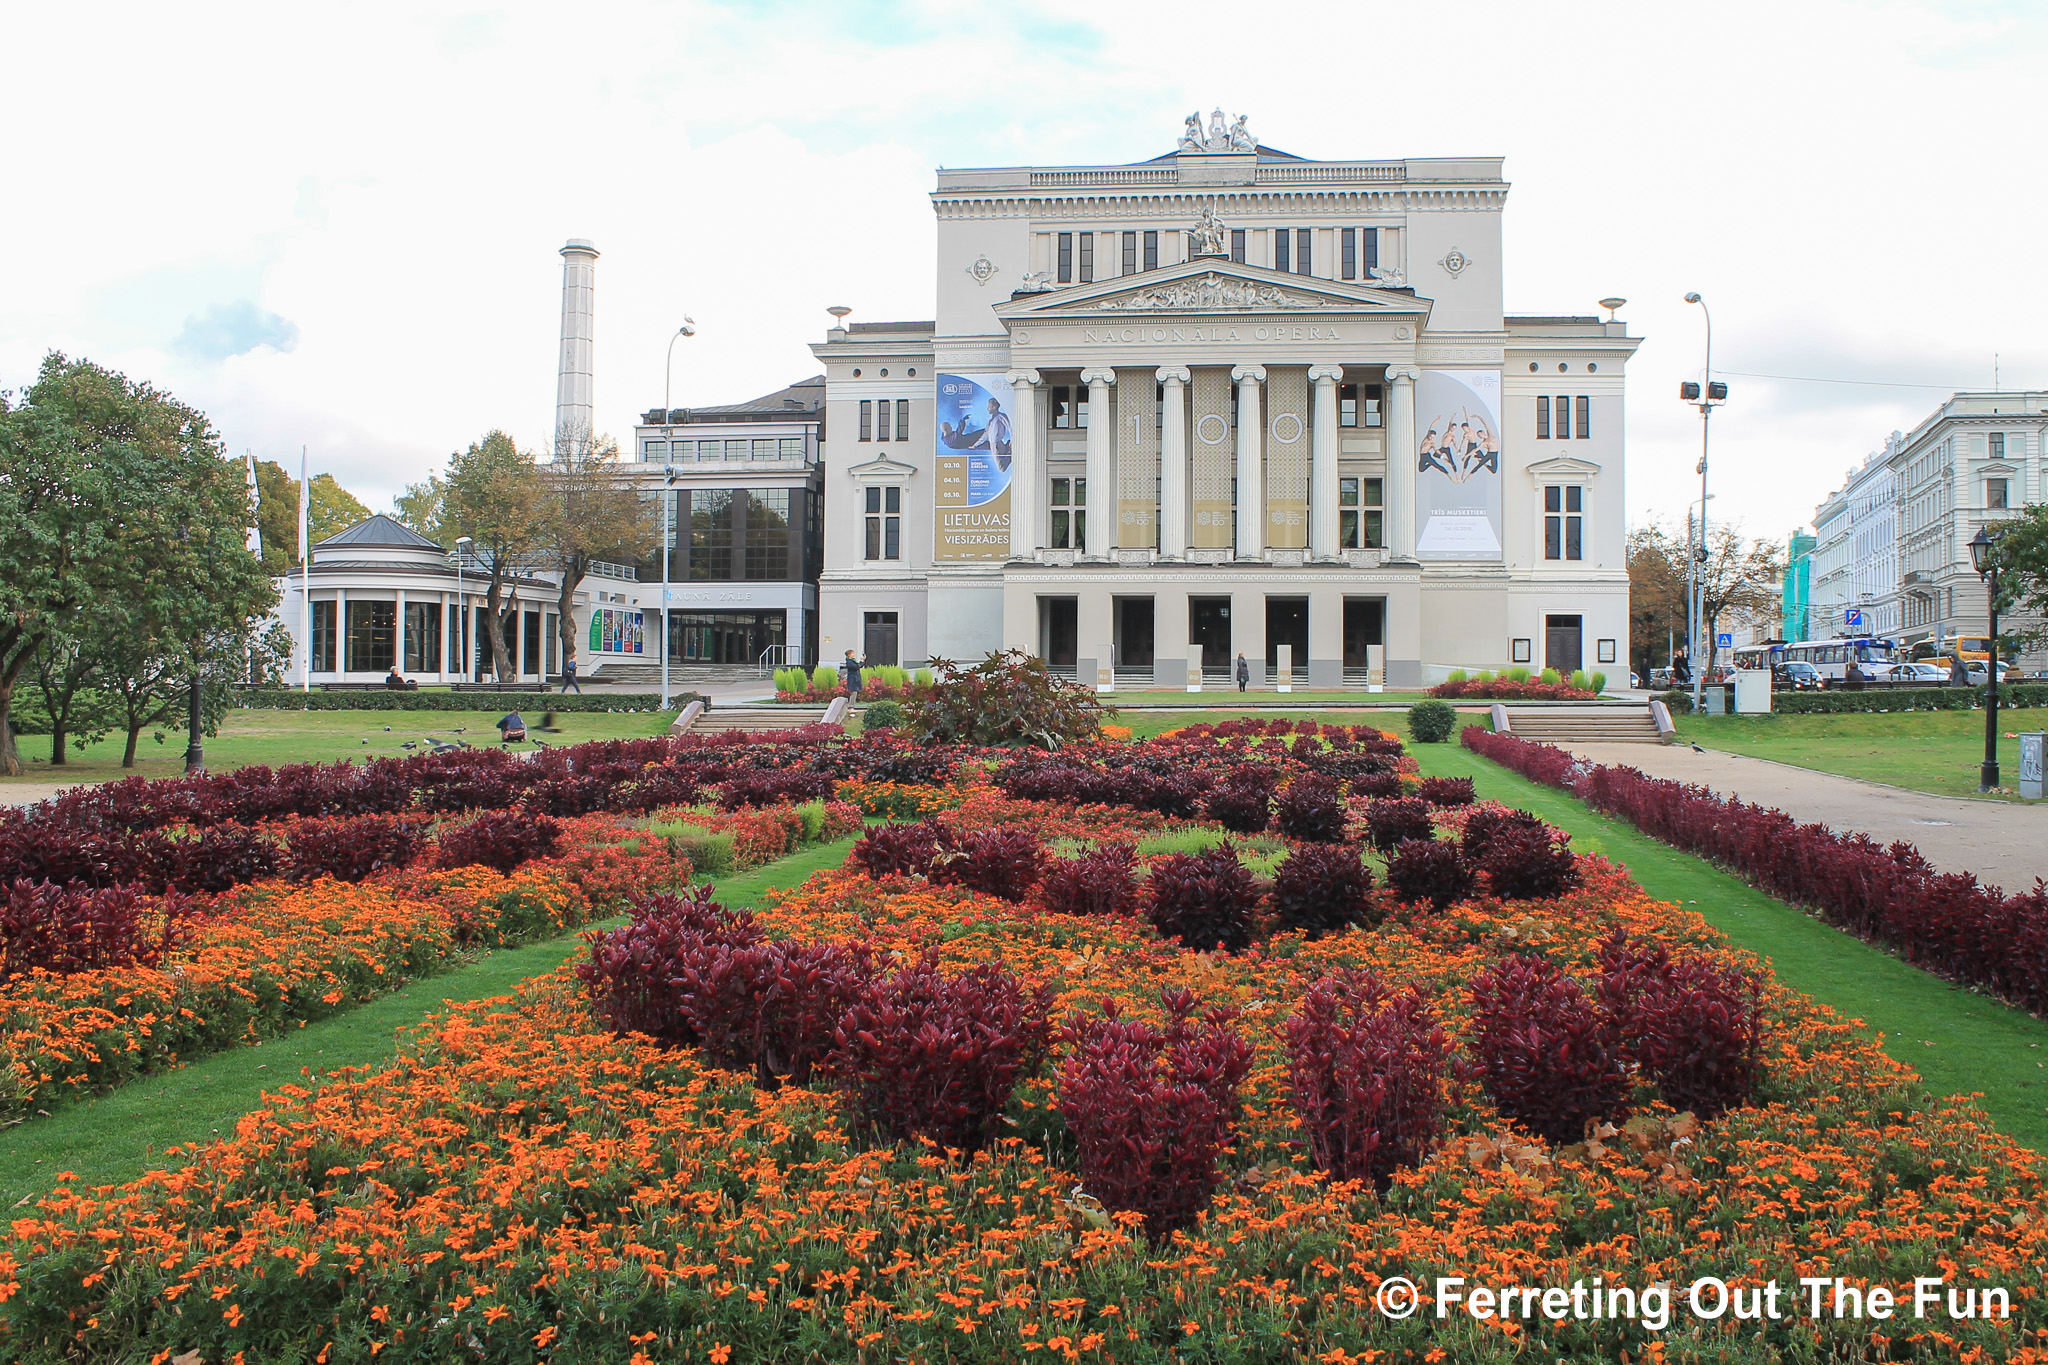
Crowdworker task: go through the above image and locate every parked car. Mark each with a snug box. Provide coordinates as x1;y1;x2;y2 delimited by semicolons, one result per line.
1628;671;1641;689
1966;659;2020;684
1772;661;1825;691
1648;667;1674;690
1880;662;1949;684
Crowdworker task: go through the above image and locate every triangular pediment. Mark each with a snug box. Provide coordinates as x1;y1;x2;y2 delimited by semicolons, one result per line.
1525;455;1603;480
846;454;919;481
996;259;1432;320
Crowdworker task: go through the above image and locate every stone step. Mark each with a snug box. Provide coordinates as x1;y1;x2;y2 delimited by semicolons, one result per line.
1504;706;1666;746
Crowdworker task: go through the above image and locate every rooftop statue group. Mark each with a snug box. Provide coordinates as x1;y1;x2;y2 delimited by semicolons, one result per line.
1180;109;1256;154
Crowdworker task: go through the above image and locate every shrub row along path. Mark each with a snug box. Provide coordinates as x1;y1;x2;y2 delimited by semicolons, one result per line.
0;832;868;1210
1564;740;2044;893
1417;731;2048;1154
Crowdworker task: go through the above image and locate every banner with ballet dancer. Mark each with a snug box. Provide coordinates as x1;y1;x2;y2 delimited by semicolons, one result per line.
1414;368;1503;560
933;372;1015;559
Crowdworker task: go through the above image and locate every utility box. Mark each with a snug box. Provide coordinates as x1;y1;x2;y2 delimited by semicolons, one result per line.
2021;733;2045;800
1275;644;1293;694
1186;647;1205;694
1734;669;1773;715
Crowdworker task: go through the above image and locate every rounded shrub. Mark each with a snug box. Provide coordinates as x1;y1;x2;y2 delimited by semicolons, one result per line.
1408;699;1457;744
1470;954;1630;1146
1415;776;1476;808
1203;767;1276;835
434;809;562;873
1273;773;1347;843
1363;797;1435;853
1272;842;1376;937
860;699;905;730
1659;688;1695;715
930;827;1046;901
1384;839;1474;911
1039;843;1140;917
1146;844;1260;953
1480;822;1580;901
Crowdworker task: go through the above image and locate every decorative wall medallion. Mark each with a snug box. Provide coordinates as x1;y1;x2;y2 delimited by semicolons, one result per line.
966;255;1000;285
1269;413;1305;444
1013;330;1032;347
1098;271;1327;312
1437;247;1469;278
1393;325;1412;340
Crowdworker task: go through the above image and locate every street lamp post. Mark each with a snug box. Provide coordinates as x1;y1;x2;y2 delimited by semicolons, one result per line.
1679;293;1727;714
1969;526;2003;792
660;320;697;710
454;536;473;681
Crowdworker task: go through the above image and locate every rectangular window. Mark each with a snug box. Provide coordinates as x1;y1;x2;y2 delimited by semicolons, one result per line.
1575;395;1590;439
1340;228;1356;280
1361;227;1378;276
1536;396;1550;439
1988;477;2010;509
344;599;395;673
746;488;791;580
522;610;541;675
1339;384;1358;428
403;602;441;673
1057;233;1072;283
725;438;748;460
1274;229;1290;273
1362;384;1382;428
1078;233;1094;283
874;403;889;442
895;399;910;441
688;489;734;581
1050;476;1086;551
779;436;803;460
1339;477;1384;549
751;438;775;461
1554;395;1572;440
1230;229;1245;263
1543;485;1584;561
1121;231;1136;276
1989;432;2005;459
641;439;666;461
858;400;872;441
1295;228;1312;275
311;600;337;672
1143;230;1158;270
863;485;901;561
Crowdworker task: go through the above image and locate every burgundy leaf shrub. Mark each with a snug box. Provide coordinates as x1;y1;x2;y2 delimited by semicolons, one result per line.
1469;954;1630;1145
162;824;281;895
0;880;192;978
285;814;426;883
1271;843;1376;937
434;809;563;873
929;826;1046;901
1146;845;1261;953
1283;971;1451;1187
1346;771;1405;800
1479;822;1580;900
1458;805;1548;863
576;886;767;1045
1383;839;1475;912
1416;776;1476;807
830;953;1054;1153
1363;797;1436;853
712;769;835;811
1598;933;1763;1119
1038;844;1141;918
1056;989;1255;1242
1202;768;1275;836
1273;774;1347;844
849;820;956;879
688;938;877;1087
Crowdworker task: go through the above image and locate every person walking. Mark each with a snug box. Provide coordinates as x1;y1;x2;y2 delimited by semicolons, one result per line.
1235;651;1251;693
841;649;866;702
1948;649;1971;688
1671;647;1692;686
561;646;582;694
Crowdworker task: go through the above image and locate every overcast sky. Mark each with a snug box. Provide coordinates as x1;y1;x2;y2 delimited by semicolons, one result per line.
5;0;2043;545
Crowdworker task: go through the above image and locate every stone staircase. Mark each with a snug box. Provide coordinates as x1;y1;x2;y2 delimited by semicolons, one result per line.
671;700;844;736
1499;706;1667;746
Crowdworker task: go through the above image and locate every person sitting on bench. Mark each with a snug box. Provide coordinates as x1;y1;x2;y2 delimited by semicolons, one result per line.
495;712;527;745
386;665;408;691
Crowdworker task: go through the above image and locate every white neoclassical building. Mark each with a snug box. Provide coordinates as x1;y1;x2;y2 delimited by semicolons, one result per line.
812;114;1638;687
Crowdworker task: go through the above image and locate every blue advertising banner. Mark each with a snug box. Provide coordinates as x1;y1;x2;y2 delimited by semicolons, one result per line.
934;372;1015;559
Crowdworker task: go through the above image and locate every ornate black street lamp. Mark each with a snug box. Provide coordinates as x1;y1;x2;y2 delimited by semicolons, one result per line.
1968;525;2002;792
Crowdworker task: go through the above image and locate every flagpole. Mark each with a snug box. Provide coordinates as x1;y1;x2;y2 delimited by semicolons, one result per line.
299;446;311;694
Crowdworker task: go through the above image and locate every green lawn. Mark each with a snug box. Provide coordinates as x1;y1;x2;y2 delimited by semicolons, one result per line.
1675;707;2041;801
2;707;675;788
1101;689;1434;707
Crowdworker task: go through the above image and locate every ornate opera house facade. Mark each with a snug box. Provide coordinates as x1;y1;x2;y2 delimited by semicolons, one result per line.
814;114;1637;687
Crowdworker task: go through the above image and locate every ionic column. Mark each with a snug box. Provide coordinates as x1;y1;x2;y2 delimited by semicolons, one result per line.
1004;369;1042;558
1080;367;1116;557
1157;366;1191;558
1385;366;1419;559
1232;364;1266;558
1308;364;1342;559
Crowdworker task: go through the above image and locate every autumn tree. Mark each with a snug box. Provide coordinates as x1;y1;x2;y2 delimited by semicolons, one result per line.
1626;524;1688;679
538;434;656;671
438;431;549;683
1626;521;1782;674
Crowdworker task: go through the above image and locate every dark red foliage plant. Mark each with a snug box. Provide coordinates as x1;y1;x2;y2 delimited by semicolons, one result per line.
1283;971;1451;1188
1458;805;1547;863
1469;954;1630;1146
285;814;426;883
1346;771;1405;800
1416;776;1476;807
688;938;877;1087
1597;932;1763;1119
929;827;1045;902
1479;822;1580;900
829;953;1054;1153
1202;767;1276;835
1271;842;1376;937
1038;843;1140;918
1273;774;1347;844
434;809;563;873
1363;797;1435;853
161;824;281;895
848;820;956;879
711;769;835;811
1146;844;1261;953
577;886;766;1046
0;880;193;978
1056;989;1255;1243
1383;839;1475;912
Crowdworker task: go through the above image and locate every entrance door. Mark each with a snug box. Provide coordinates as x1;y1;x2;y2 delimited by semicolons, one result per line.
1039;598;1077;668
1114;597;1155;667
1544;614;1583;675
863;611;900;666
1189;597;1232;670
1265;597;1308;673
1342;597;1383;669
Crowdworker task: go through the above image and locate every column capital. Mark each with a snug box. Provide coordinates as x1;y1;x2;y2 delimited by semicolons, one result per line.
1079;367;1118;386
1004;368;1042;388
1385;365;1421;384
1230;364;1267;384
1307;364;1345;384
1155;365;1192;385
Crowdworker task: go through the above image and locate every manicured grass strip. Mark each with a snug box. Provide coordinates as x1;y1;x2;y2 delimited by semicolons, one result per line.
1675;708;2036;803
1414;726;2048;1153
0;833;866;1209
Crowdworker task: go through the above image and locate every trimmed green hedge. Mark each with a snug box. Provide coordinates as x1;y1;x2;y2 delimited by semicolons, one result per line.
233;689;700;714
1771;684;2048;715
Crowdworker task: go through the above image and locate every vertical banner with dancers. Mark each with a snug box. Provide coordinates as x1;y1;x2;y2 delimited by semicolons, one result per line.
1414;368;1503;560
934;372;1015;559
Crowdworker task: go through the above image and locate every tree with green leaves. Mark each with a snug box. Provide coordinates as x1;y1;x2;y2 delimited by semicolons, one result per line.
0;354;275;776
1626;521;1782;673
439;431;549;683
251;461;371;575
392;472;448;542
1984;506;2048;651
538;434;656;672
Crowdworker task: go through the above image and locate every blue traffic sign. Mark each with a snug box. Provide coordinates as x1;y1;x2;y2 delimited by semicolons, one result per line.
1845;608;1864;628
1716;633;1733;648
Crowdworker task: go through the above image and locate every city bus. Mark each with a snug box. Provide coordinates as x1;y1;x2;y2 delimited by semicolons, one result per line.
1776;636;1901;684
1911;636;1994;665
1730;642;1786;673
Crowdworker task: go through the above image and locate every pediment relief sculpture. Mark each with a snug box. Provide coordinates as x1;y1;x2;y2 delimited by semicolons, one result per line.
1095;272;1330;312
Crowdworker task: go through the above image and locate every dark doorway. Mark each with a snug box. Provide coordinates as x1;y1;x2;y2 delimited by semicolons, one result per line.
1544;614;1583;675
1189;597;1232;669
1343;597;1383;669
1114;597;1154;667
1265;597;1308;672
1039;598;1078;668
863;611;900;666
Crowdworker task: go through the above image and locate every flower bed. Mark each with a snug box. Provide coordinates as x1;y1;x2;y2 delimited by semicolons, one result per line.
1463;725;2048;1015
7;728;2046;1362
1428;679;1597;700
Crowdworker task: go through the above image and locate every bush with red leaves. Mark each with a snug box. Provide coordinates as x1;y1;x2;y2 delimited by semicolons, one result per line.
576;886;767;1044
0;880;192;978
848;820;956;879
161;824;281;895
1479;822;1580;900
1202;767;1275;835
1346;771;1405;800
1274;774;1347;844
1598;933;1762;1119
1470;954;1630;1146
711;769;835;811
829;953;1054;1153
1383;839;1474;911
688;938;877;1087
434;809;563;873
1416;776;1476;807
1039;843;1140;918
1362;797;1435;853
929;827;1045;902
1056;989;1254;1242
1283;971;1451;1188
1459;805;1548;863
285;814;426;883
1271;843;1376;937
1146;844;1261;953
1297;750;1395;784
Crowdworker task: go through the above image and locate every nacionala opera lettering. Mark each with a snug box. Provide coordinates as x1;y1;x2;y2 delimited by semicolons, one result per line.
1065;325;1349;346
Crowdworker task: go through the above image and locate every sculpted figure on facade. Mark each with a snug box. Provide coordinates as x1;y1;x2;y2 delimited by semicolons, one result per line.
1227;114;1255;151
1097;271;1324;312
1016;269;1055;294
1189;205;1228;258
1179;112;1205;152
1367;264;1407;289
1177;109;1257;153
